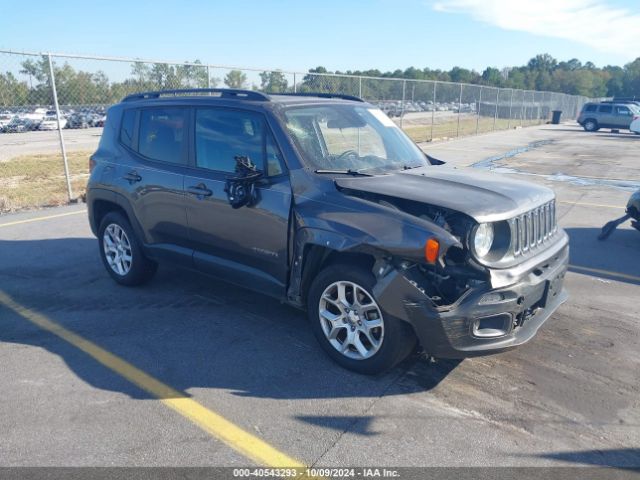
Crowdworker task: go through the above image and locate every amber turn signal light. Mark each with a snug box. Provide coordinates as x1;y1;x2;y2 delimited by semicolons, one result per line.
425;238;440;264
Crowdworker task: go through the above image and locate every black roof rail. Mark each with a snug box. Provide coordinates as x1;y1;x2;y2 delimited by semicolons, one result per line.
274;92;365;102
601;99;640;104
122;88;271;102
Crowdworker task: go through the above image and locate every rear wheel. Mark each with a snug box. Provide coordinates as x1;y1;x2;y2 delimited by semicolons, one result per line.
583;119;598;132
307;264;416;375
98;212;157;286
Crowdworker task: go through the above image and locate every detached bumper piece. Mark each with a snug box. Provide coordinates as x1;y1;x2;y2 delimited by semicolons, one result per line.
374;242;569;359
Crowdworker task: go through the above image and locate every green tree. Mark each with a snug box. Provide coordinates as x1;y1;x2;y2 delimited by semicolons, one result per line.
224;70;247;88
0;72;29;106
449;67;475;84
259;70;288;92
527;54;557;72
481;67;502;86
177;60;209;88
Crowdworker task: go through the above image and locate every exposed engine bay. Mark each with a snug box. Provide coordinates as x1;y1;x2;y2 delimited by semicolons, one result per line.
350;190;490;308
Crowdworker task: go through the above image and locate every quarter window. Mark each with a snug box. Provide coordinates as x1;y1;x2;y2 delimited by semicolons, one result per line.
584;105;597;113
120;109;136;149
138;108;186;164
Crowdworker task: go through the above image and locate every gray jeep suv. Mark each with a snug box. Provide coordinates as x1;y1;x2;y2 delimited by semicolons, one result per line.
87;88;569;374
577;101;640;132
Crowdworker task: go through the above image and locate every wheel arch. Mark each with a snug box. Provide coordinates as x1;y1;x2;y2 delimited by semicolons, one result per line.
93;199;128;232
289;229;383;306
88;188;146;245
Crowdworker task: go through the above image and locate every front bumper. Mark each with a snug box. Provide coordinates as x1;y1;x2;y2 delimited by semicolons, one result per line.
374;231;569;358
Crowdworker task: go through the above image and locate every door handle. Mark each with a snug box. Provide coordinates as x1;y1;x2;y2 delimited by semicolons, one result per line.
187;183;213;197
123;170;142;183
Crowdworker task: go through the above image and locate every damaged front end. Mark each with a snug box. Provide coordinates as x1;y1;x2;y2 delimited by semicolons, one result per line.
371;226;569;359
290;171;569;359
343;188;570;358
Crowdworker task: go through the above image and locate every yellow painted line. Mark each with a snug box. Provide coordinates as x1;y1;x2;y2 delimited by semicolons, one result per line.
568;265;640;283
0;290;305;469
558;200;622;209
0;209;86;228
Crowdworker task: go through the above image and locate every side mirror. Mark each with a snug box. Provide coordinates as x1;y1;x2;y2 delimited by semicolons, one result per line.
224;156;264;208
426;154;446;165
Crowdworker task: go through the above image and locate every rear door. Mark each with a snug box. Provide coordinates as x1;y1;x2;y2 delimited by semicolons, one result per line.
184;107;292;297
117;106;191;262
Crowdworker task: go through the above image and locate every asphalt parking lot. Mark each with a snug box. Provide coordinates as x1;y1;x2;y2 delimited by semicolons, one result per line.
0;123;638;469
0;128;102;162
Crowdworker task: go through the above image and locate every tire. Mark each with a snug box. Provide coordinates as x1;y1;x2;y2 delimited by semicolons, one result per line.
98;211;157;286
307;264;416;375
583;119;598;132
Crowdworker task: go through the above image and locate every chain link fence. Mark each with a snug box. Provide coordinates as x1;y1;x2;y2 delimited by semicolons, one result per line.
0;49;591;212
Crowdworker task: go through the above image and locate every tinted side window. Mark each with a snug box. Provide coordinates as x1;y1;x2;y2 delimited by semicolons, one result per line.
138;108;186;164
616;106;631;115
120;109;136;148
598;105;612;113
584;105;597;113
196;108;283;176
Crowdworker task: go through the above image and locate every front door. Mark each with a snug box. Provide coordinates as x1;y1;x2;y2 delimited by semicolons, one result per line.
184;107;292;297
613;105;634;128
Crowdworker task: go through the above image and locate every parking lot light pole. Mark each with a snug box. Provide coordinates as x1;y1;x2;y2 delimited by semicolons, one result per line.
493;89;499;131
508;89;514;129
476;86;482;135
456;83;462;137
430;82;436;141
400;80;406;129
47;53;73;202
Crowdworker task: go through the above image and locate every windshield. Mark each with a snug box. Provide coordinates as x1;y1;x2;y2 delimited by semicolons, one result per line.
283;104;428;173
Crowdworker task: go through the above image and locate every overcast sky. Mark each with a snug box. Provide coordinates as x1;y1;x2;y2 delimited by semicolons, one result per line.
1;0;638;72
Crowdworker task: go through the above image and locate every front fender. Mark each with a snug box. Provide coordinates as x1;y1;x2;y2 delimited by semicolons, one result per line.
286;194;463;305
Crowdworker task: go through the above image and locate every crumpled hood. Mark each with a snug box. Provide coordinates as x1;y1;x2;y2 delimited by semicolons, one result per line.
335;166;555;223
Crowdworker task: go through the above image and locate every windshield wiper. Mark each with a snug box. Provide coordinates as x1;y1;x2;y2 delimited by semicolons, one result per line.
314;169;373;176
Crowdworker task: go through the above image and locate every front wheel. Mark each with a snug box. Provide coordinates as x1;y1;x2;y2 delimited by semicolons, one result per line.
307;264;416;375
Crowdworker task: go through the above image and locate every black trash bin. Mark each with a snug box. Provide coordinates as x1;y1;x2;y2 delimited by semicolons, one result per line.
551;110;562;124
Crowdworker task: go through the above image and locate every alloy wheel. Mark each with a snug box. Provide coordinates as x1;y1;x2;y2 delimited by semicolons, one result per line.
102;223;133;276
318;281;385;360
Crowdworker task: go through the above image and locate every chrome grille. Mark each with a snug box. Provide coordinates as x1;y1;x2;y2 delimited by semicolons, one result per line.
512;200;557;257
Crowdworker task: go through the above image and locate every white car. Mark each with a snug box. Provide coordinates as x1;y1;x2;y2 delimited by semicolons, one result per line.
630;116;640;134
38;115;67;130
0;114;14;129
